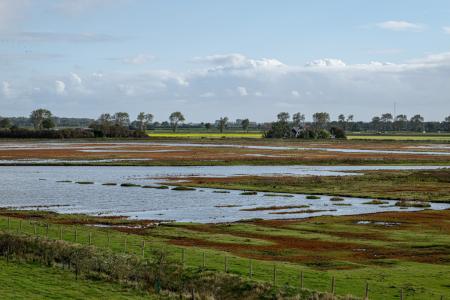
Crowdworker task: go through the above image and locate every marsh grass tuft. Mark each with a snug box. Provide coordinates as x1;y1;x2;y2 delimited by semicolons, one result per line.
240;191;258;196
171;186;196;191
120;183;141;187
363;199;389;205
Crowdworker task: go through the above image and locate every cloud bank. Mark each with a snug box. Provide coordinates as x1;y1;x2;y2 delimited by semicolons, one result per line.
1;52;450;121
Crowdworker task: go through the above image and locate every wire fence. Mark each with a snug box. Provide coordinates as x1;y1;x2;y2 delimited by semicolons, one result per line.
0;216;446;300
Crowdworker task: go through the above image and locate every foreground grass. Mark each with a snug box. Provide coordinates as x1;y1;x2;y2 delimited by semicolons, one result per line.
0;209;449;299
0;259;152;299
170;169;450;202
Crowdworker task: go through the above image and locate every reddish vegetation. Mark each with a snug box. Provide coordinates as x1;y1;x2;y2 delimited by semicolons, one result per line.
1;141;450;164
169;210;450;269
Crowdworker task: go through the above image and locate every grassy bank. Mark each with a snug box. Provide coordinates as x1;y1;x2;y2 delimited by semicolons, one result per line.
0;209;449;299
0;259;153;299
169;169;450;202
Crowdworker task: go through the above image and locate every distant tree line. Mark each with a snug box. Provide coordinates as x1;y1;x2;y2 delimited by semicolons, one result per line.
1;109;450;139
263;112;450;139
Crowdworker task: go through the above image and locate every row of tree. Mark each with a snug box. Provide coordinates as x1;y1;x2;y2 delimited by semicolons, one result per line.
1;110;450;133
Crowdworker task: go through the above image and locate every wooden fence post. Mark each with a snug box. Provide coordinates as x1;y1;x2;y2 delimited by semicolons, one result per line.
18;220;22;233
107;232;110;247
249;259;253;279
74;227;78;242
181;248;185;266
300;271;304;290
400;288;404;300
224;256;228;273
7;217;10;230
364;282;369;300
124;236;127;252
331;276;335;294
45;223;49;237
273;265;277;286
89;232;92;245
33;223;37;235
141;239;145;258
202;252;206;269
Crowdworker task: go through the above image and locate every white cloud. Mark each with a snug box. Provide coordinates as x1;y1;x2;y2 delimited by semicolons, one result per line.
3;52;450;121
193;53;285;71
376;21;424;32
71;73;82;85
237;86;248;96
305;58;346;67
443;27;450;34
55;80;66;95
2;81;12;97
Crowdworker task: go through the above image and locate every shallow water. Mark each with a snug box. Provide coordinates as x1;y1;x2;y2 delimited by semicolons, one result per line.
1;141;450;157
0;165;448;223
152;142;450;156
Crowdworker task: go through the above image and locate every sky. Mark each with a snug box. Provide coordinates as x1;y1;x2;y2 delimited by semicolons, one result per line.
0;0;450;122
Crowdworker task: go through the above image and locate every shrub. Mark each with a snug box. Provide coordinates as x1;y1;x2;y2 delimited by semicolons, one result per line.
317;129;331;139
306;195;321;200
330;126;347;139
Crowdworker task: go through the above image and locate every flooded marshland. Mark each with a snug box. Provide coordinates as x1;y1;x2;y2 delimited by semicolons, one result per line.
0;165;448;223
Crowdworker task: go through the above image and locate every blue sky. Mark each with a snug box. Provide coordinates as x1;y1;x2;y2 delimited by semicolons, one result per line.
1;0;450;122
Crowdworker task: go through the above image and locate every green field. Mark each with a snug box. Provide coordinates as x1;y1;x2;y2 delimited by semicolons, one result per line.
1;209;449;299
0;259;152;299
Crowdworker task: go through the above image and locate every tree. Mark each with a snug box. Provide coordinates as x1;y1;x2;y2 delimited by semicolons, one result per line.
42;118;56;129
241;118;250;132
338;114;353;130
277;112;290;122
136;112;153;131
217;117;229;133
205;123;212;131
0;118;12;129
30;109;52;130
410;114;424;132
292;113;305;127
338;114;345;127
169;112;185;132
393;114;408;131
312;112;330;130
346;115;354;131
380;113;393;131
371;116;381;131
113;112;130;128
445;116;450;132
